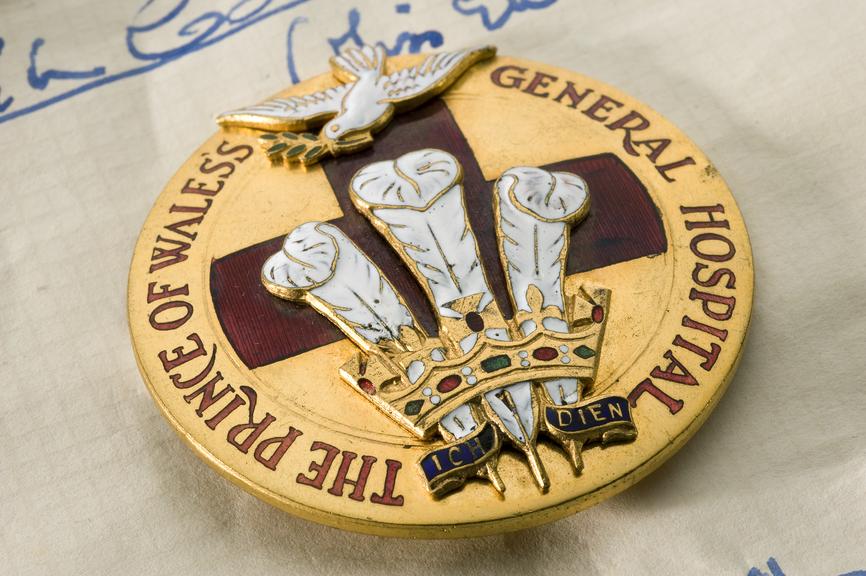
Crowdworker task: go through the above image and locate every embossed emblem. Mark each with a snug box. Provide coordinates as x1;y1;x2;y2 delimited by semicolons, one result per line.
261;149;636;496
217;44;495;165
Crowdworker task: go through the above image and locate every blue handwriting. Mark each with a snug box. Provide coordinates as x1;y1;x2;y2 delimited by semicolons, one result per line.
749;556;866;576
0;0;557;126
0;38;13;112
0;0;311;125
326;6;443;57
451;0;556;31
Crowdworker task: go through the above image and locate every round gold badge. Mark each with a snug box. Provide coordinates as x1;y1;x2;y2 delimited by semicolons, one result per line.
128;46;753;537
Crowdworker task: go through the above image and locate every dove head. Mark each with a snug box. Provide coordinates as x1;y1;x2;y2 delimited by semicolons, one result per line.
322;116;350;141
321;113;379;153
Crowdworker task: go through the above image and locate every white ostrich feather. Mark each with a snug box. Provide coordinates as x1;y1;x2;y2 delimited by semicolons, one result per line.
495;167;589;317
350;149;543;444
351;149;492;319
262;222;416;349
494;167;590;406
371;187;491;319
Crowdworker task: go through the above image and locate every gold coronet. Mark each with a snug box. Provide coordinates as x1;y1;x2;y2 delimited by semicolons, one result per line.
340;282;610;438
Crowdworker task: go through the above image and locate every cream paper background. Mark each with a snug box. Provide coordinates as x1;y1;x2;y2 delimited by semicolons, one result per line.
0;1;864;574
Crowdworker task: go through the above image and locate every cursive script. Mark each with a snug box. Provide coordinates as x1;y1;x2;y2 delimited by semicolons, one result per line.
749;556;866;576
0;0;557;125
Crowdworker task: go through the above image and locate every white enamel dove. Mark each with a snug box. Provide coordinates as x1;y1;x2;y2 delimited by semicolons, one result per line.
217;44;496;165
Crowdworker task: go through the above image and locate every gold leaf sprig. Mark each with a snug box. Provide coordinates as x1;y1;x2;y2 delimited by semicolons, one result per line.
258;131;330;165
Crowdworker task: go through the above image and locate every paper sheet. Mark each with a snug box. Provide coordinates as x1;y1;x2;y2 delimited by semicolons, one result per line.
1;1;865;574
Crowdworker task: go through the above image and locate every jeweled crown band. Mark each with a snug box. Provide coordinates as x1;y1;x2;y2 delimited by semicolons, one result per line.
339;283;609;437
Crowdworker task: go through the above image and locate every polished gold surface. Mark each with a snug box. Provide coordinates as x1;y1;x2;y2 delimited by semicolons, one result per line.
128;52;753;538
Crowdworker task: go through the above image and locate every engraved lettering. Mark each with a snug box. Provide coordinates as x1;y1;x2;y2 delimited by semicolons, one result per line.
522;71;558;98
552;81;593;108
328;452;377;501
689;288;736;321
673;334;721;371
628;378;684;414
147;281;189;303
297;441;340;488
607;110;651;156
583;94;624;122
148;299;193;331
254;427;303;471
227;386;277;453
490;64;528;89
656;156;696;182
158;332;206;372
680;204;730;229
182;372;233;416
370;459;405;507
650;349;698;386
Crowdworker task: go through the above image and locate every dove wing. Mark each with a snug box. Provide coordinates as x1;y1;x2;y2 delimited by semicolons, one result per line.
378;46;495;109
216;84;351;131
